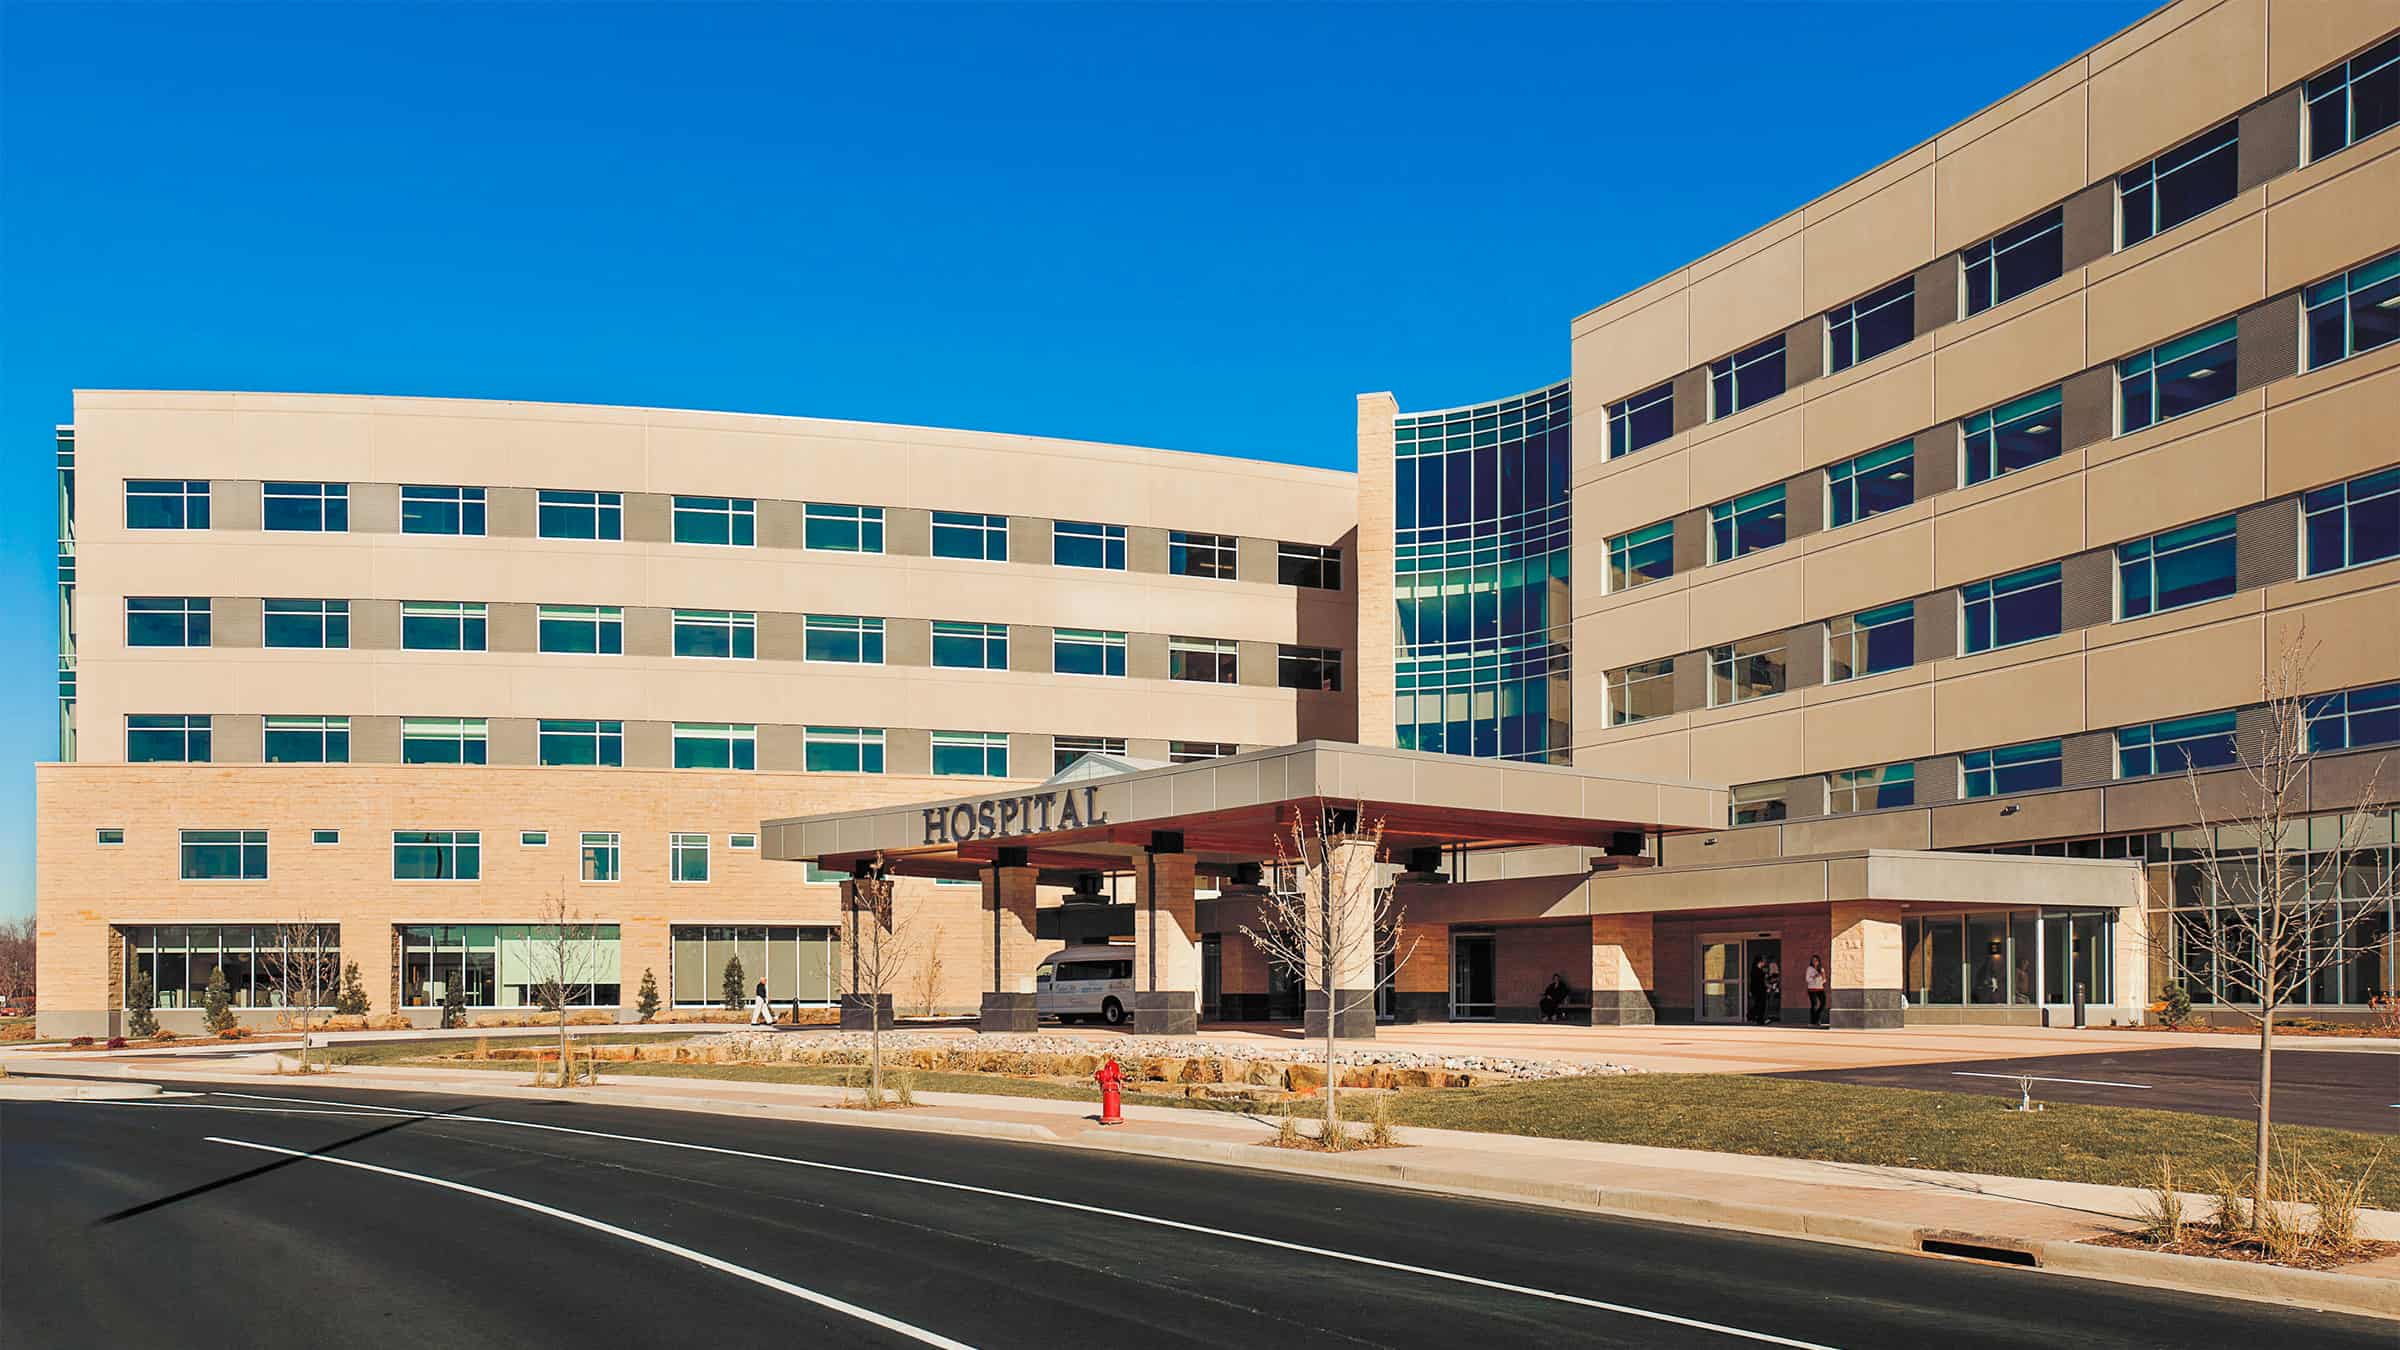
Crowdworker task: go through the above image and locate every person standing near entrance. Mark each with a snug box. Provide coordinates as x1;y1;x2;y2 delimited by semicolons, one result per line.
1804;956;1828;1027
1763;955;1783;1025
750;977;774;1026
1747;955;1769;1025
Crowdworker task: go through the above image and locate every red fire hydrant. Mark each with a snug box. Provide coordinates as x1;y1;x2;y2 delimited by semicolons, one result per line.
1095;1056;1125;1126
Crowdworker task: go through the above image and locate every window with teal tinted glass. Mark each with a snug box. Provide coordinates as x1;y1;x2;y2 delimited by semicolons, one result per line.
672;495;754;546
1962;387;2062;485
1828;762;1914;813
128;714;210;763
931;511;1008;560
1054;628;1126;676
670;833;710;883
264;482;346;532
2117;515;2235;618
264;715;347;764
1169;531;1236;578
1708;486;1786;562
182;829;267;879
2303;467;2400;575
2306;681;2400;752
401;602;486;651
539;719;622;767
538;605;622;654
804;503;883;553
313;829;340;845
804;726;884;773
932;731;1007;777
127;596;210;647
932;621;1007;669
673;609;756;659
2118;320;2235;433
1607;521;1673;592
2305;250;2400;370
1962;739;2063;797
263;598;347;648
803;614;881;663
393;830;479;880
400;485;485;536
1826;278;1913;373
1961;563;2062;653
1825;440;1913;528
125;479;209;530
538;490;621;540
402;717;487;765
1826;602;1913;681
2304;35;2399;164
582;832;623;881
1963;209;2062;315
672;723;755;770
2118;122;2237;248
1607;383;1673;458
2117;711;2237;778
1054;520;1125;569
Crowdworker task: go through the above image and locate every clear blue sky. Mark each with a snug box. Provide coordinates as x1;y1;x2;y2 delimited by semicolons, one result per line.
0;1;2153;917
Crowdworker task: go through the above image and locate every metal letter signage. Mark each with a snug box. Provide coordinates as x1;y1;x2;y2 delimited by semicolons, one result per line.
921;786;1106;845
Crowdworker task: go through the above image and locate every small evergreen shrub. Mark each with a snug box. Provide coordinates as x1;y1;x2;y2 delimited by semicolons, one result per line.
202;966;239;1036
126;972;159;1039
721;955;746;1011
636;968;662;1023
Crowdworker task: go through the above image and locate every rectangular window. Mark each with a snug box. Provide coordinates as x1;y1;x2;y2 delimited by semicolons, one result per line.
931;511;1008;561
1962;739;2064;798
1729;782;1788;827
1277;644;1342;691
2304;35;2399;163
1962;208;2064;316
931;620;1008;669
401;601;487;651
539;719;623;767
581;831;622;882
804;503;884;553
1169;530;1237;579
1169;741;1234;764
2117;711;2238;778
99;828;127;846
2118;320;2236;433
1607;521;1675;593
125;479;210;530
263;599;348;649
802;614;882;664
2306;681;2400;753
1277;542;1342;589
1054;628;1128;677
1607;383;1674;458
1708;485;1787;562
2302;467;2400;576
1054;520;1126;569
401;717;488;765
2117;515;2237;618
537;604;623;655
1825;602;1914;681
1053;735;1127;770
2304;250;2400;371
2118;121;2238;248
1960;563;2063;654
264;715;348;764
1708;336;1786;419
674;609;758;660
537;490;622;541
670;832;710;883
1826;277;1914;373
312;829;338;846
932;730;1009;777
1962;387;2063;486
128;714;211;763
804;726;885;774
521;831;547;847
1825;440;1914;529
1608;658;1675;726
264;482;347;532
400;485;486;536
1168;636;1237;683
1708;634;1786;707
729;833;757;850
393;829;480;880
672;495;755;546
181;829;266;880
1828;762;1916;814
672;722;756;770
126;597;210;647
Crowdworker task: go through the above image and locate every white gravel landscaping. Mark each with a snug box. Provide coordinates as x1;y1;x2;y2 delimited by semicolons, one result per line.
701;1029;1635;1081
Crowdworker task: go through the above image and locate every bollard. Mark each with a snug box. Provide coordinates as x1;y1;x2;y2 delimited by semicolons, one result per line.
2073;979;2087;1029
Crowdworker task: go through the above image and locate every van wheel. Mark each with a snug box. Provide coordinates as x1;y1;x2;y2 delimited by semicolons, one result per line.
1101;998;1127;1026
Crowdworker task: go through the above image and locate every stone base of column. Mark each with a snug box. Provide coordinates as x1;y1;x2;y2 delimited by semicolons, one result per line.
978;992;1039;1034
1827;988;1904;1030
1586;990;1658;1025
839;993;894;1030
1302;989;1379;1039
1133;991;1198;1036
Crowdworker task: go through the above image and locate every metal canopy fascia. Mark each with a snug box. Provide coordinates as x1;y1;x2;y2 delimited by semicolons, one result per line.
762;740;1729;878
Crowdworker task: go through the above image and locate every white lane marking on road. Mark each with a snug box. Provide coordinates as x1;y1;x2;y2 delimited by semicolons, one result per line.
206;1136;976;1349
210;1091;1842;1349
1951;1072;2151;1090
97;1101;405;1119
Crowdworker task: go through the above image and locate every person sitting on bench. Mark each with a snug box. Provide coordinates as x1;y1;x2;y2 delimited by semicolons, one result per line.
1539;973;1573;1022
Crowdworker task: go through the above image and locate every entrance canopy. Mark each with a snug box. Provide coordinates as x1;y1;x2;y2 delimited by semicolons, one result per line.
762;741;1729;881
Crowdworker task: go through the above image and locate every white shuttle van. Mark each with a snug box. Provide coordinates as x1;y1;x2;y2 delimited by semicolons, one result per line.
1034;944;1136;1025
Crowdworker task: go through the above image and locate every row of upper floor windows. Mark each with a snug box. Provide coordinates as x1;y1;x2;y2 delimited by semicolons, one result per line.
1604;464;2398;725
113;481;1346;590
112;597;1344;688
1603;34;2399;460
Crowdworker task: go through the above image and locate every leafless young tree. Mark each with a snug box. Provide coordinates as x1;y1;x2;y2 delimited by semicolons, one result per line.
2150;633;2394;1215
846;857;918;1107
0;915;36;1004
528;883;605;1087
1240;805;1416;1144
261;917;342;1073
910;923;947;1019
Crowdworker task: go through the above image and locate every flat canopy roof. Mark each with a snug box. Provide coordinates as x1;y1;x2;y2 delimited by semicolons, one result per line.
762;741;1729;879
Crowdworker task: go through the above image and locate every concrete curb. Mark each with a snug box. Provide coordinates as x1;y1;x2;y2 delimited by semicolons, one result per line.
0;1080;162;1101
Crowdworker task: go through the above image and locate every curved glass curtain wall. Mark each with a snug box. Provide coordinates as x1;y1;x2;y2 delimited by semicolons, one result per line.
1393;380;1572;763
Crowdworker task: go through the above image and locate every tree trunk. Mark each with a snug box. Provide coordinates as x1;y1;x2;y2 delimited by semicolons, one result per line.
870;926;885;1107
559;1009;572;1089
1323;1016;1339;1142
2253;1015;2273;1221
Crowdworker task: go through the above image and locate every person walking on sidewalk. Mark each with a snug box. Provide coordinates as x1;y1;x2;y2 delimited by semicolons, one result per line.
1804;956;1828;1027
1747;955;1769;1025
749;977;775;1026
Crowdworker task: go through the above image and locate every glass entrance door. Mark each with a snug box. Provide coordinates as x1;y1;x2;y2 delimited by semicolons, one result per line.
1699;940;1745;1022
1451;934;1495;1019
1200;935;1222;1021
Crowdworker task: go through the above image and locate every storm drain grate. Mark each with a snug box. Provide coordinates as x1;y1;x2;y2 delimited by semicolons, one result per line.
1918;1234;2041;1267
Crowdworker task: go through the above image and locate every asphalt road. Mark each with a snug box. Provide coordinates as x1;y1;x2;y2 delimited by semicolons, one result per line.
4;1081;2390;1349
1776;1045;2400;1132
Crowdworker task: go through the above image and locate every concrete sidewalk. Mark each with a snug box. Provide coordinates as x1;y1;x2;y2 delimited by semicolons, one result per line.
11;1049;2394;1321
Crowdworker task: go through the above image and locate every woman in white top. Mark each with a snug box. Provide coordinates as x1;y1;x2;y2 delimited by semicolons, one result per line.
1804;956;1828;1028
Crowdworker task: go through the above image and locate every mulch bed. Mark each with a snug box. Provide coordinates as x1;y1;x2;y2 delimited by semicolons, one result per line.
2085;1229;2400;1270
